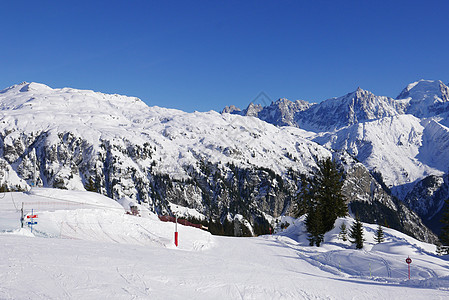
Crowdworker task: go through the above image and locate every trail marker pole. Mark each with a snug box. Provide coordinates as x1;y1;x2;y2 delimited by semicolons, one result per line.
26;209;38;233
174;216;178;247
20;202;24;228
406;257;412;280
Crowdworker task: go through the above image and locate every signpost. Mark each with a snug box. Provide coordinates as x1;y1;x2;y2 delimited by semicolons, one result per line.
406;256;412;280
26;209;38;233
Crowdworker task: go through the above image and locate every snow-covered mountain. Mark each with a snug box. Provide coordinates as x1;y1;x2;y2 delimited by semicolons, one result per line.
296;87;406;132
224;98;312;127
0;81;437;242
226;88;405;132
396;79;449;118
313;115;449;196
224;79;449;236
0;82;330;237
403;173;449;235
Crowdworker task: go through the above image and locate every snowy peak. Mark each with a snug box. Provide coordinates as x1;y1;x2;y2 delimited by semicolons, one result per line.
222;102;263;117
0;82;53;95
295;87;401;132
223;98;313;127
344;87;394;112
222;105;241;114
396;79;447;101
19;82;53;93
256;98;313;127
396;80;449;117
0;81;151;119
224;87;404;132
243;102;263;117
271;98;312;112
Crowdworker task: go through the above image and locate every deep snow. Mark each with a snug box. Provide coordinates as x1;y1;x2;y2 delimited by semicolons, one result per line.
1;189;449;299
0;82;330;185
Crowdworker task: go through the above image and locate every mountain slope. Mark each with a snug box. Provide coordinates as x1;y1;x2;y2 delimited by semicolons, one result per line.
295;88;405;132
222;80;449;235
0;82;438;242
313;115;449;197
1;188;448;300
0;82;332;236
396;79;449;117
403;173;449;235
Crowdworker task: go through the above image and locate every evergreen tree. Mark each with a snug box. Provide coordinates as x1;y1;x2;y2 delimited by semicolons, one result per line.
297;158;348;246
375;224;385;244
313;158;348;232
436;243;447;256
338;222;348;241
295;176;312;218
439;198;449;248
298;176;324;246
305;204;324;246
349;215;364;249
84;177;96;192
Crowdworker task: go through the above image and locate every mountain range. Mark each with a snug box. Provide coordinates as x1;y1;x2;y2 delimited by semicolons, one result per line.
0;80;447;242
225;79;449;235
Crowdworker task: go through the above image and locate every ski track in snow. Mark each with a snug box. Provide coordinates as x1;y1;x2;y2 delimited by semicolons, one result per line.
1;189;449;299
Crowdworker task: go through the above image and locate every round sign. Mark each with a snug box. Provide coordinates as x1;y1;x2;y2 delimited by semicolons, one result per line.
406;257;412;264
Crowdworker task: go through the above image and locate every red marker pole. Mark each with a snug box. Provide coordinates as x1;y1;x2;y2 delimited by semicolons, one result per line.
174;216;178;247
406;257;412;280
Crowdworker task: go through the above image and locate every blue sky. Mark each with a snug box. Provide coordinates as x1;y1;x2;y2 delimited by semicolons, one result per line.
1;0;448;112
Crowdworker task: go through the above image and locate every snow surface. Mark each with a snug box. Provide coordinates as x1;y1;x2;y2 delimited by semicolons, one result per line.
396;80;449;117
1;189;449;299
313;114;449;197
0;82;330;183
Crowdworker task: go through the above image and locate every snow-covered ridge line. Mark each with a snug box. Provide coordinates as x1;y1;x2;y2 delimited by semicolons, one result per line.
0;81;328;177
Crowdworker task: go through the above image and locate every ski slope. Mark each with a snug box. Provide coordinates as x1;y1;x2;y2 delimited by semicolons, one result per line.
1;189;449;299
0;188;212;250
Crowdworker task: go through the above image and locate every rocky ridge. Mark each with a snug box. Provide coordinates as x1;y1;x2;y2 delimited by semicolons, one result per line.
225;80;449;235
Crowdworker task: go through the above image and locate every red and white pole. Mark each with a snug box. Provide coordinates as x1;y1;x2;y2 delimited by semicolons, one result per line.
174;216;178;247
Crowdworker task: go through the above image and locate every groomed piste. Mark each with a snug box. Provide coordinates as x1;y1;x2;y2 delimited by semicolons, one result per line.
1;188;449;299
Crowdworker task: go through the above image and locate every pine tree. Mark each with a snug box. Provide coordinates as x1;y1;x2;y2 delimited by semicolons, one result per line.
349;215;364;249
84;177;96;192
305;205;324;246
338;222;348;241
439;198;449;249
297;176;323;246
375;224;385;244
295;176;313;218
436;243;445;256
297;158;348;247
313;158;348;232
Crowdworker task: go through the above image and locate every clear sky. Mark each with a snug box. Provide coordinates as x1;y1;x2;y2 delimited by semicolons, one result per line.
1;0;448;112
